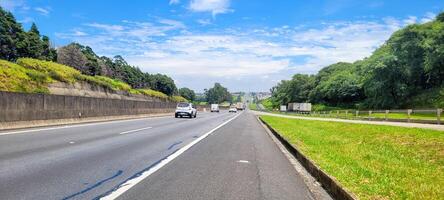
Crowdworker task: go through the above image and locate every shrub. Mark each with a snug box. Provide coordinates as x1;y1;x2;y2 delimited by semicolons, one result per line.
137;89;169;100
170;95;188;102
17;58;80;83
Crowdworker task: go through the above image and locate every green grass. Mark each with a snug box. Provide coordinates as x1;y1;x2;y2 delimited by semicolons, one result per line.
17;58;81;83
249;103;258;110
261;116;444;200
0;59;50;93
276;110;440;122
369;112;438;120
0;58;186;102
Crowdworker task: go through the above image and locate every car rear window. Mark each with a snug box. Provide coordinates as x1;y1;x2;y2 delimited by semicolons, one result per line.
177;103;189;107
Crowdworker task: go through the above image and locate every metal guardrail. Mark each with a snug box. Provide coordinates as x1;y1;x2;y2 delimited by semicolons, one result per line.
278;108;444;125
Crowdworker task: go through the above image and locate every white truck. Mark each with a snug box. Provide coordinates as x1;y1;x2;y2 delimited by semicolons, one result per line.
288;103;312;113
236;102;245;111
210;104;220;112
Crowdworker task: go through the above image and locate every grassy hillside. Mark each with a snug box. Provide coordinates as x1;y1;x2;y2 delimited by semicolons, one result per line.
0;58;187;102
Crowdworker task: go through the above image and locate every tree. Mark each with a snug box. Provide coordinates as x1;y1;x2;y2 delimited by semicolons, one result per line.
179;87;196;101
25;23;43;59
0;6;26;60
41;36;57;61
437;12;444;22
0;8;57;61
150;74;177;96
270;74;314;107
363;54;411;108
57;43;88;73
205;83;231;104
310;62;364;106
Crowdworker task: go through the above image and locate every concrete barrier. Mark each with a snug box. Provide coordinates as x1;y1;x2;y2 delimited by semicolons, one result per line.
0;91;176;123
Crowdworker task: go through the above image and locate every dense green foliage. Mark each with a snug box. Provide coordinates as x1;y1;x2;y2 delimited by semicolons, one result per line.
271;13;444;109
0;6;178;97
0;7;56;61
178;87;196;101
204;83;232;104
261;115;444;199
57;43;178;96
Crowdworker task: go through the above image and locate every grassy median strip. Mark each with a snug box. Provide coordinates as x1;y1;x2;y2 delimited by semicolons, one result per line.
260;115;444;200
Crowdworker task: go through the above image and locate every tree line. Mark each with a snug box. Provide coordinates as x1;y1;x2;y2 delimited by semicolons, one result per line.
270;12;444;109
0;6;179;96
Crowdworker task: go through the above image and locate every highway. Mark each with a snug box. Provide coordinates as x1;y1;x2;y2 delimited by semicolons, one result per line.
0;110;322;200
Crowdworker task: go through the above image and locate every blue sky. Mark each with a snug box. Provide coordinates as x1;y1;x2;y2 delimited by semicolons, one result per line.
1;0;443;92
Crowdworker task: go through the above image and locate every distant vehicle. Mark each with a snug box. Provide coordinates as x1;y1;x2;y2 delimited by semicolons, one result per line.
210;104;220;112
280;105;287;112
288;103;312;113
236;102;245;110
175;102;197;118
229;106;237;113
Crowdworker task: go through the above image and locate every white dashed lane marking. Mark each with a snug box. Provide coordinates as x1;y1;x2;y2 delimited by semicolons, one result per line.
119;127;152;135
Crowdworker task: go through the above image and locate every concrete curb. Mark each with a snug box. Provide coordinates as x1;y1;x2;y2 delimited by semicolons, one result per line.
0;113;173;131
258;117;358;200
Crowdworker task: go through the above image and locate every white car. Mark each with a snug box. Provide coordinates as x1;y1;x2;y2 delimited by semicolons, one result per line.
229;106;237;113
175;102;197;118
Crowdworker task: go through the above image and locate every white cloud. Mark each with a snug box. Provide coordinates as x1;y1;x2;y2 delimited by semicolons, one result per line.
403;16;417;25
158;18;186;29
169;0;180;5
85;23;125;32
0;0;26;11
421;12;436;23
197;19;212;25
189;0;232;16
34;7;50;16
57;14;429;91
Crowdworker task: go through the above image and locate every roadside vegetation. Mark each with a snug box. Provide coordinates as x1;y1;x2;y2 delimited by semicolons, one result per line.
268;12;444;110
261;115;444;199
0;58;186;102
248;103;257;110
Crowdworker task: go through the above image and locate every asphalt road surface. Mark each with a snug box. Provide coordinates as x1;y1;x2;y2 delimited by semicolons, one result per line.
0;110;319;200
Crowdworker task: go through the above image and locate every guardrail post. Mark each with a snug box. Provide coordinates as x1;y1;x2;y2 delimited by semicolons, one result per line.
329;111;332;118
356;110;359;118
385;110;389;121
345;110;348;119
336;110;339;118
438;109;442;125
369;110;372;121
407;109;412;123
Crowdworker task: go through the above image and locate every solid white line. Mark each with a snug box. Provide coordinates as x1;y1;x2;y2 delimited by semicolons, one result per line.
119;127;152;135
100;112;243;200
0;116;170;136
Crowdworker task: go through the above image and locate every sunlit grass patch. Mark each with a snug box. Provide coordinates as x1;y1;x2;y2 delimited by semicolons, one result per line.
0;59;50;93
260;115;444;200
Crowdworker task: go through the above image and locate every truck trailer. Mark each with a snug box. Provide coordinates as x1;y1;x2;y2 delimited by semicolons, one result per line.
288;103;312;113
